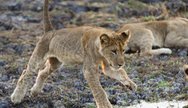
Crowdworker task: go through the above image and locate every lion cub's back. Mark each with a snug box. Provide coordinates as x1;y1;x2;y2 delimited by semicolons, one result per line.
48;26;93;64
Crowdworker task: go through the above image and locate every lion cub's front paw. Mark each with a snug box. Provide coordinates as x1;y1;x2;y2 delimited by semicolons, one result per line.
98;105;113;108
98;103;113;108
30;85;42;96
128;81;137;91
11;89;25;104
121;80;137;91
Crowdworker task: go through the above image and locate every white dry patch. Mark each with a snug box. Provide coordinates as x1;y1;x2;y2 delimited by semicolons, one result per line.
125;100;188;108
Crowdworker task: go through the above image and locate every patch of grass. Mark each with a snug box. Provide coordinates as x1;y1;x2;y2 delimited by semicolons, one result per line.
183;105;188;108
158;81;171;88
126;0;149;10
149;71;162;79
85;103;96;108
175;94;188;100
182;86;188;91
113;0;154;17
142;16;156;21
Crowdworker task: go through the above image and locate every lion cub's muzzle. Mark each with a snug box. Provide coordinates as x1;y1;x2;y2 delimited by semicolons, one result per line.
110;63;125;70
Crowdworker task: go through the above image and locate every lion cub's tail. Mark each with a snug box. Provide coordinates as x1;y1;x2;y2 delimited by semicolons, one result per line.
43;0;53;33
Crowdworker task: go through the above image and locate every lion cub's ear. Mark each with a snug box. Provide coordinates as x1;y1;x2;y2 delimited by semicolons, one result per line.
100;34;110;45
120;30;130;42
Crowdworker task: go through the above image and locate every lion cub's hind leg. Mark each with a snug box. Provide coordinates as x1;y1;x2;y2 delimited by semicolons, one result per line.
31;57;61;96
11;38;51;104
11;53;46;104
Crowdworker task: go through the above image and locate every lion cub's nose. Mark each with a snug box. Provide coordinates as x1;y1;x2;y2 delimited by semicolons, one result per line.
118;64;123;67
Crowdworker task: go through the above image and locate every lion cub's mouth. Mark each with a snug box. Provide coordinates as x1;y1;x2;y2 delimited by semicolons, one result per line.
100;61;122;74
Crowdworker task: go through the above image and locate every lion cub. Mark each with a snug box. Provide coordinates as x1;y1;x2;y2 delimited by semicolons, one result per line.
10;0;137;108
118;18;188;56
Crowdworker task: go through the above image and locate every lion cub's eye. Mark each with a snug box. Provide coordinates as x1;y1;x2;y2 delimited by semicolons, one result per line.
111;50;117;55
122;49;125;53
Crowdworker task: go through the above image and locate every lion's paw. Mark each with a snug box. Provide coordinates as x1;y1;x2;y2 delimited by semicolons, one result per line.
11;88;25;104
30;84;42;96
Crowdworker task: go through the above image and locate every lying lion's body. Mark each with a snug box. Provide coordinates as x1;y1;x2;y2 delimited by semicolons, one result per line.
118;18;188;55
10;0;137;108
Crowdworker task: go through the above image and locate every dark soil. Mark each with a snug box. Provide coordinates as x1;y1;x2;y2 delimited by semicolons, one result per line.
0;0;188;108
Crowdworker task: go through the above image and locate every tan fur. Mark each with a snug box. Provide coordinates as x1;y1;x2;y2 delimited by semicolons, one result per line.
118;18;188;56
183;65;188;80
10;0;137;107
43;0;53;33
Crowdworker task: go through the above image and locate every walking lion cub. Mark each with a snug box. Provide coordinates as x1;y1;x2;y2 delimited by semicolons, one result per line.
10;0;137;108
118;18;188;56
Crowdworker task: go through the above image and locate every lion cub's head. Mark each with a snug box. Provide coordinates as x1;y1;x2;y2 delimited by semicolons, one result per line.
98;30;130;70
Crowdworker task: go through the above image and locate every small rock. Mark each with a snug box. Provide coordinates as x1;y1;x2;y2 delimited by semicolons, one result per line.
1;75;9;81
74;81;84;91
51;15;66;29
109;96;117;105
26;18;41;23
140;0;163;3
0;21;14;31
0;60;6;67
35;102;49;108
0;101;9;108
166;0;186;13
117;100;128;106
7;2;22;11
53;100;65;108
65;3;88;13
177;49;187;57
99;23;119;30
13;44;24;55
43;84;53;93
31;1;43;12
159;54;169;61
108;89;117;95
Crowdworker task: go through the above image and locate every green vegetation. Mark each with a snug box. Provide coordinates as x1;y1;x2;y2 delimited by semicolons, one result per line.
158;81;171;88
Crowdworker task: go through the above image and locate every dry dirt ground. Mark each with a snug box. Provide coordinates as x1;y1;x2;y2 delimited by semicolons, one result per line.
0;0;188;108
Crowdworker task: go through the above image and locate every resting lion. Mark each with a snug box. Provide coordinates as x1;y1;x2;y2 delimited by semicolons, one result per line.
10;0;137;108
118;18;188;56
